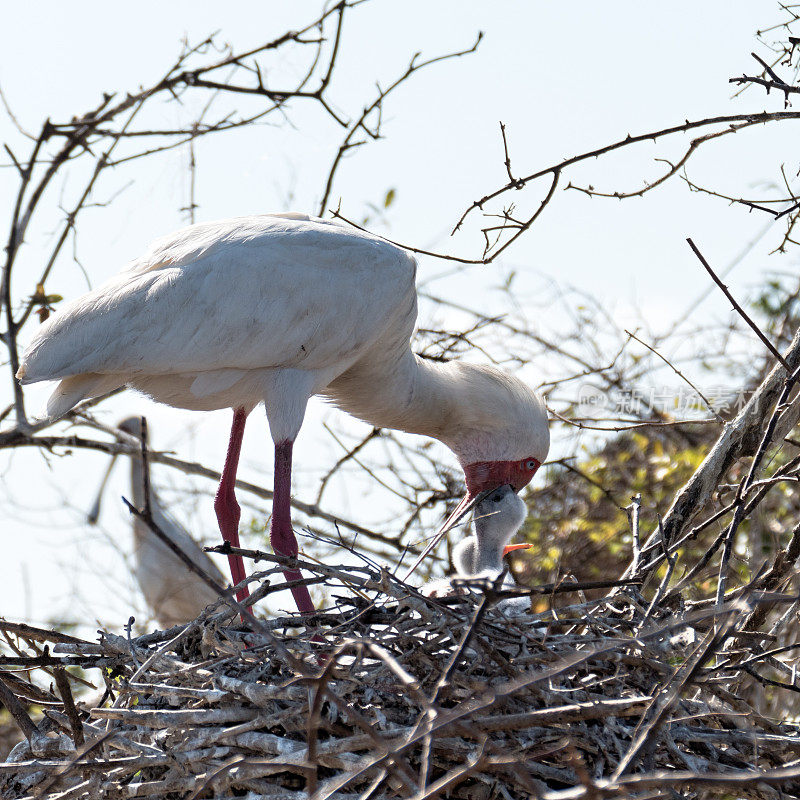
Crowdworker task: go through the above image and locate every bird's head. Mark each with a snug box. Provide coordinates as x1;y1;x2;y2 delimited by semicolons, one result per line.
473;484;527;546
441;363;548;475
463;456;542;495
440;364;549;533
117;416;145;439
471;485;529;571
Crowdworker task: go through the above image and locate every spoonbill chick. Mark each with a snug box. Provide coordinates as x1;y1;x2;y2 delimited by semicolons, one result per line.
423;484;530;598
453;484;528;578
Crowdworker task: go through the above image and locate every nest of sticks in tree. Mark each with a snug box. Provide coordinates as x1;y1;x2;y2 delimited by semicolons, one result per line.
3;540;800;800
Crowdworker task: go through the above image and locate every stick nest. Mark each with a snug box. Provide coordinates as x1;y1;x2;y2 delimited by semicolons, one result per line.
2;560;800;800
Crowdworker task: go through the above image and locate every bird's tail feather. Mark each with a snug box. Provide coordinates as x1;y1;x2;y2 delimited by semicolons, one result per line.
46;373;124;420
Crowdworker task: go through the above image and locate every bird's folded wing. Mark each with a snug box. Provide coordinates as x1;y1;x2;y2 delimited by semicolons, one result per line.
19;217;417;384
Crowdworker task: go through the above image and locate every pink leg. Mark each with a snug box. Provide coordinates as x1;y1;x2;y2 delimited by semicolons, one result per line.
271;440;315;615
214;407;250;603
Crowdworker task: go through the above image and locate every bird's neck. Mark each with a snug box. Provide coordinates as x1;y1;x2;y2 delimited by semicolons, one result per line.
127;457;179;557
325;352;467;454
473;529;509;572
128;454;165;545
127;454;152;552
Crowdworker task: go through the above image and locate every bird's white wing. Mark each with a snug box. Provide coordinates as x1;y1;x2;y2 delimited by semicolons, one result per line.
134;505;226;626
20;215;417;382
146;504;227;584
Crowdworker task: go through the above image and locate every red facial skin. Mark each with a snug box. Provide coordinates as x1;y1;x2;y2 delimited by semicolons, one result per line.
463;457;541;496
432;457;543;549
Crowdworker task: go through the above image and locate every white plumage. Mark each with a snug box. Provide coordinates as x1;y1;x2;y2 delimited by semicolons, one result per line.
18;212;549;615
22;214;416;425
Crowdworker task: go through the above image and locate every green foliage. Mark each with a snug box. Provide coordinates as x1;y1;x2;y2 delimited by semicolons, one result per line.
516;428;800;607
360;188;398;226
753;278;796;324
509;272;800;608
515;429;710;597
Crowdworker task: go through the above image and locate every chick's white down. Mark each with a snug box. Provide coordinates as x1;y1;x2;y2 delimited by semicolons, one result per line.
453;484;527;577
423;484;528;598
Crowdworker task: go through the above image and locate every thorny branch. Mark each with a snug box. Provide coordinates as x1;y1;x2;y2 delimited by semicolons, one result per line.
454;110;800;261
318;33;483;215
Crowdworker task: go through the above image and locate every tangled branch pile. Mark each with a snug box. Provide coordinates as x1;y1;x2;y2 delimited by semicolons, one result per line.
3;554;800;800
2;326;800;798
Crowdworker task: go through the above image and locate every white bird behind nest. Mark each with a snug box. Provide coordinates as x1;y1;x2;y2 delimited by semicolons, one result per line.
89;417;227;627
423;484;531;605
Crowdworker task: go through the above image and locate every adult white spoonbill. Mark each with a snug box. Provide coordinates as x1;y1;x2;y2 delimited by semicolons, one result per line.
425;483;530;598
17;213;549;616
88;417;226;627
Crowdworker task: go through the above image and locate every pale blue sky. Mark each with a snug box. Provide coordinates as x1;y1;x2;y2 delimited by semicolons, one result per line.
1;2;797;628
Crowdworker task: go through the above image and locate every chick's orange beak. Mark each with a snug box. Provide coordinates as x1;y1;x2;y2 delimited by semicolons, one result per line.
503;542;534;556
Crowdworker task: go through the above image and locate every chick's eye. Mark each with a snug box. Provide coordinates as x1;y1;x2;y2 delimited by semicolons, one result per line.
491;491;504;503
